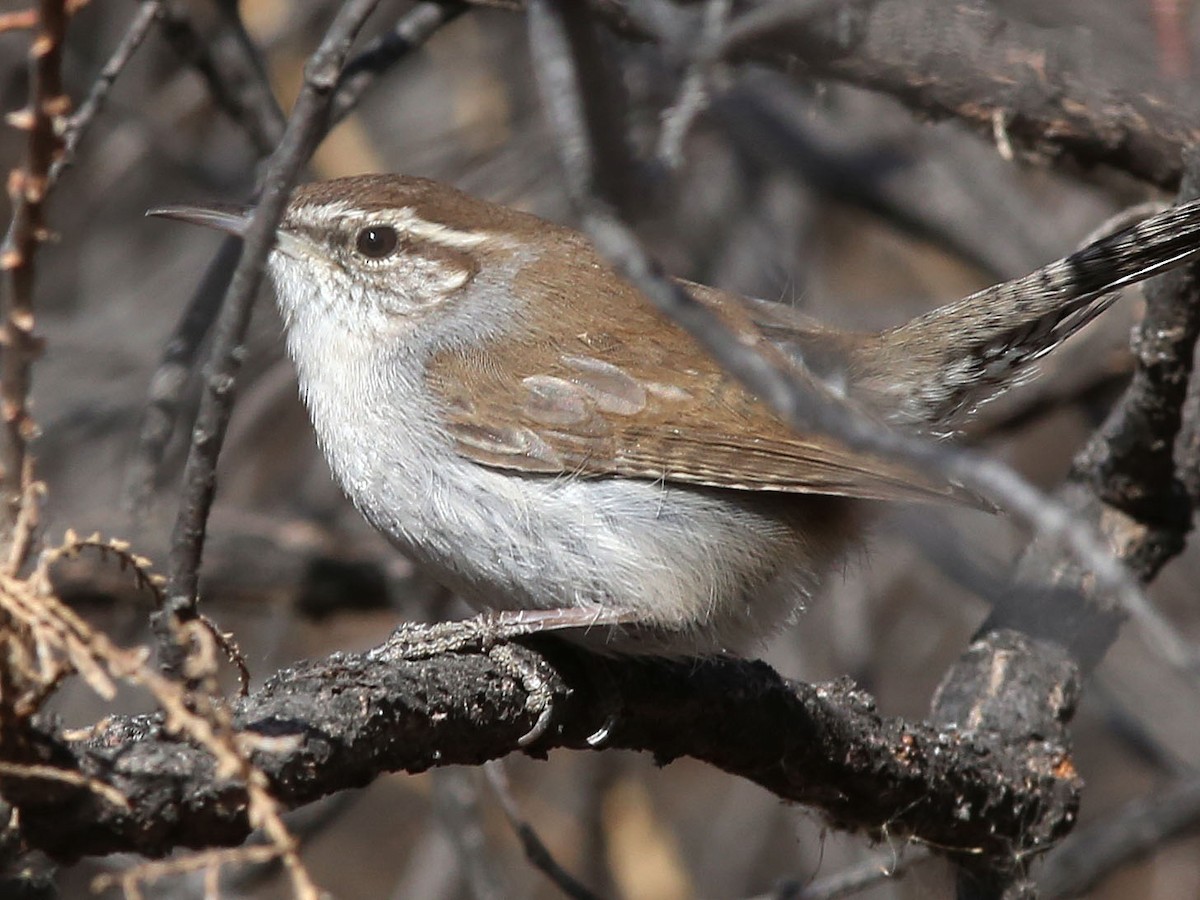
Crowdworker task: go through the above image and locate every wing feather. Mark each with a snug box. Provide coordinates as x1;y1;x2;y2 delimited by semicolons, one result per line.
426;264;976;505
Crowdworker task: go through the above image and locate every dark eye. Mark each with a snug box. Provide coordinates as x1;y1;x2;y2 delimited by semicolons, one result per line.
355;225;398;259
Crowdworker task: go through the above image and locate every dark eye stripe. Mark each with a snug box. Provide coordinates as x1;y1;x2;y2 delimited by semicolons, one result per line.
355;225;399;258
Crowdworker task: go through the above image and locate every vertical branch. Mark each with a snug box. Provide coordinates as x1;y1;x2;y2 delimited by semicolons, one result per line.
1074;149;1200;541
934;158;1200;899
158;0;386;669
0;0;70;573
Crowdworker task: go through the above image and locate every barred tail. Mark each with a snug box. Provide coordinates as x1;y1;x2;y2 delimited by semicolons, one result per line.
871;198;1200;427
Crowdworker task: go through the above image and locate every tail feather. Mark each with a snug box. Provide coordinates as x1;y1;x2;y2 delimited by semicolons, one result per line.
871;197;1200;427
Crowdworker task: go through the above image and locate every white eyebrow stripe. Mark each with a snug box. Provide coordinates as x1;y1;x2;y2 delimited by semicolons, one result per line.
300;200;356;223
392;208;494;249
299;202;502;250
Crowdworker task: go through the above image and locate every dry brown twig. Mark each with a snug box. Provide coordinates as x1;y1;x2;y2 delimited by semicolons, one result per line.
0;4;310;896
0;0;69;573
91;845;283;899
0;532;318;898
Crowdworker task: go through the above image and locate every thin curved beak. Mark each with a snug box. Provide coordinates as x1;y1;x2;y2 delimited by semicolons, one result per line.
146;203;251;236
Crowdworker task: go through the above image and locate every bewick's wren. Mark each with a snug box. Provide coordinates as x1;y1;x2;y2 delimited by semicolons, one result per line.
153;175;1200;655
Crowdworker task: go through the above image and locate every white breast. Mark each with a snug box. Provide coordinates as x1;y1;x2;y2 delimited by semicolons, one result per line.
281;297;838;655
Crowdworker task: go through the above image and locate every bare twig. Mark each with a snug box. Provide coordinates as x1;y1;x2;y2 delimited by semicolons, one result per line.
530;0;645;212
593;0;1200;189
159;0;387;670
126;1;289;521
429;768;505;900
0;0;69;572
761;845;932;900
655;0;731;169
48;0;163;187
209;0;285;143
331;1;469;124
92;845;282;898
157;0;286;155
123;236;243;521
0;533;319;898
484;761;601;900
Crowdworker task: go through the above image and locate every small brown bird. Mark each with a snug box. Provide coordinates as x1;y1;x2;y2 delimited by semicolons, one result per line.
153;176;1200;654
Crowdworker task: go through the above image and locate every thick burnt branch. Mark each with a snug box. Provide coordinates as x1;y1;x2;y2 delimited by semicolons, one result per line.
6;640;1079;866
933;163;1200;897
1073;150;1200;555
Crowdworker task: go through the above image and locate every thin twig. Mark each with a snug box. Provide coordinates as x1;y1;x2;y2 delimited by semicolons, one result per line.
431;768;506;900
529;0;645;212
331;1;468;124
594;0;1200;189
210;0;285;143
484;761;601;900
656;0;731;169
92;844;281;897
1;534;320;898
48;0;163;187
123;236;241;521
158;0;386;669
156;0;286;155
760;845;932;900
0;0;69;572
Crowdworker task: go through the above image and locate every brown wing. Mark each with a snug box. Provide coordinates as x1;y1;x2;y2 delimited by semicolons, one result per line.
426;253;972;505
